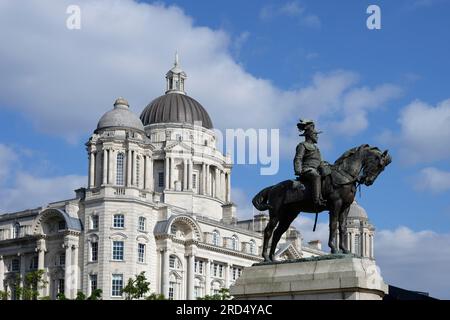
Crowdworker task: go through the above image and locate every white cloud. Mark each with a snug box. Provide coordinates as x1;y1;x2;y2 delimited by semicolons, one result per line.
232;187;255;220
0;173;86;213
414;167;450;193
391;99;450;164
330;84;403;136
259;1;320;28
0;143;85;213
0;0;400;162
376;226;450;299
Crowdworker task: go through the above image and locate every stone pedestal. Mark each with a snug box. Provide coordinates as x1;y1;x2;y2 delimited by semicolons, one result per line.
230;255;388;300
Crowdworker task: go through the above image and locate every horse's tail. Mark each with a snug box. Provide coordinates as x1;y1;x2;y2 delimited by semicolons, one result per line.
252;186;272;211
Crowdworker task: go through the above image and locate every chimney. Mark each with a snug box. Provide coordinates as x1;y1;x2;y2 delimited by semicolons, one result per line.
286;227;302;250
222;203;237;224
253;213;269;232
308;240;322;250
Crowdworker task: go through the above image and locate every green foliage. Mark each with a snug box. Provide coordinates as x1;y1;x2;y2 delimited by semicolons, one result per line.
22;270;48;300
145;293;166;300
122;271;150;300
0;290;9;300
87;289;102;300
197;288;232;300
76;291;86;300
39;296;51;300
56;293;67;300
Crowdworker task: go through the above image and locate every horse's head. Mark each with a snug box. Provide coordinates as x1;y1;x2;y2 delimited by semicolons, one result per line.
360;146;392;186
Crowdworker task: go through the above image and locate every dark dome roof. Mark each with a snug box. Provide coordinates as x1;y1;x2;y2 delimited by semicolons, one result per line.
140;93;213;129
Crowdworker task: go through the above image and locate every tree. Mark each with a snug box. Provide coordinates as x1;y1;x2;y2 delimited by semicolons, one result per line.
21;270;48;300
56;293;67;300
145;293;166;300
198;288;232;300
122;271;150;300
76;291;86;300
87;289;102;300
0;290;9;300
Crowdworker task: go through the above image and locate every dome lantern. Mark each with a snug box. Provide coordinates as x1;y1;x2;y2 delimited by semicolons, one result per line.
165;51;187;95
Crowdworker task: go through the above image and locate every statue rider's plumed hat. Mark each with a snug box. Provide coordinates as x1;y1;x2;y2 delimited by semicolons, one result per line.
297;119;322;136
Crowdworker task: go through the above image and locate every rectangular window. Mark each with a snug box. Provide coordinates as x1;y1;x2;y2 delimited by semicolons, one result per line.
112;241;124;261
169;256;175;268
192;173;197;189
30;256;38;270
138;217;146;231
11;259;20;272
58;279;65;294
113;214;124;228
138;243;145;263
168;282;175;300
111;274;123;297
91;215;99;230
194;260;204;274
158;172;164;188
90;274;97;293
59;253;66;266
91;242;98;262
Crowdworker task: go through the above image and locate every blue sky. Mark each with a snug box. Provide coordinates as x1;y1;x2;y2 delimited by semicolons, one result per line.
1;0;450;298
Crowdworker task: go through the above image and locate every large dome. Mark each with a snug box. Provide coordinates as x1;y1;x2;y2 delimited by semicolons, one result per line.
97;98;145;132
140;93;213;129
348;201;368;220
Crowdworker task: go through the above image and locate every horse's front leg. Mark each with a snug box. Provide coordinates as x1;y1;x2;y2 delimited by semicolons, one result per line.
338;205;351;254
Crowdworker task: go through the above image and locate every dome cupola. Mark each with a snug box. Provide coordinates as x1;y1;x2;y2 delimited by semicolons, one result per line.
96;97;145;132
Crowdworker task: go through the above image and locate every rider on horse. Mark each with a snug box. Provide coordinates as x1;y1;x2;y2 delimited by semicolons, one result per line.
294;119;327;207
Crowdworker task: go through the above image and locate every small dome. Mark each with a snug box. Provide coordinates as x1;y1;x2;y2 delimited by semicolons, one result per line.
348;201;368;220
96;97;145;132
140;93;213;129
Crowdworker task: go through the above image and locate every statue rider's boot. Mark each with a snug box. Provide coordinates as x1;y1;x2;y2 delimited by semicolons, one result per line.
312;177;326;207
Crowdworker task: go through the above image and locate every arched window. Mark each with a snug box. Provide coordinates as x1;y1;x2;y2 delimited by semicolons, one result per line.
136;156;141;187
116;153;125;185
249;240;256;255
212;230;220;246
231;235;238;251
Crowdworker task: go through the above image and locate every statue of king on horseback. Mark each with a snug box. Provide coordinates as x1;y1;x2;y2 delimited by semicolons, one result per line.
253;119;392;262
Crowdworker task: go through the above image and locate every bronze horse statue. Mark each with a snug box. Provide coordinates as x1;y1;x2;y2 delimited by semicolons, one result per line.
252;144;392;262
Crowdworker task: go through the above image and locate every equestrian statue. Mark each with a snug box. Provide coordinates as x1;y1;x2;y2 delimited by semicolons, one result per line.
252;119;392;262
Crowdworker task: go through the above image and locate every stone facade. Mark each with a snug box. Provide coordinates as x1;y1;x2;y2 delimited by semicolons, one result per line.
0;58;375;300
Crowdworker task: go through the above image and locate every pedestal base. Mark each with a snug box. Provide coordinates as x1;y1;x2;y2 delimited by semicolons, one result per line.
230;255;388;300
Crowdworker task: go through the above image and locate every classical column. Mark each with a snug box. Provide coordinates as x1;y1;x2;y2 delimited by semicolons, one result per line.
108;149;114;185
0;256;4;292
202;163;206;195
127;149;132;187
63;240;72;299
71;244;79;298
220;171;225;200
186;253;195;300
224;263;230;288
18;253;26;298
206;165;210;196
188;159;193;191
148;156;154;192
36;238;47;296
183;159;188;191
144;155;150;190
205;259;211;296
102;149;108;185
165;157;170;190
226;173;231;202
161;249;170;298
89;151;95;188
215;168;220;198
132;150;136;186
170;157;175;190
